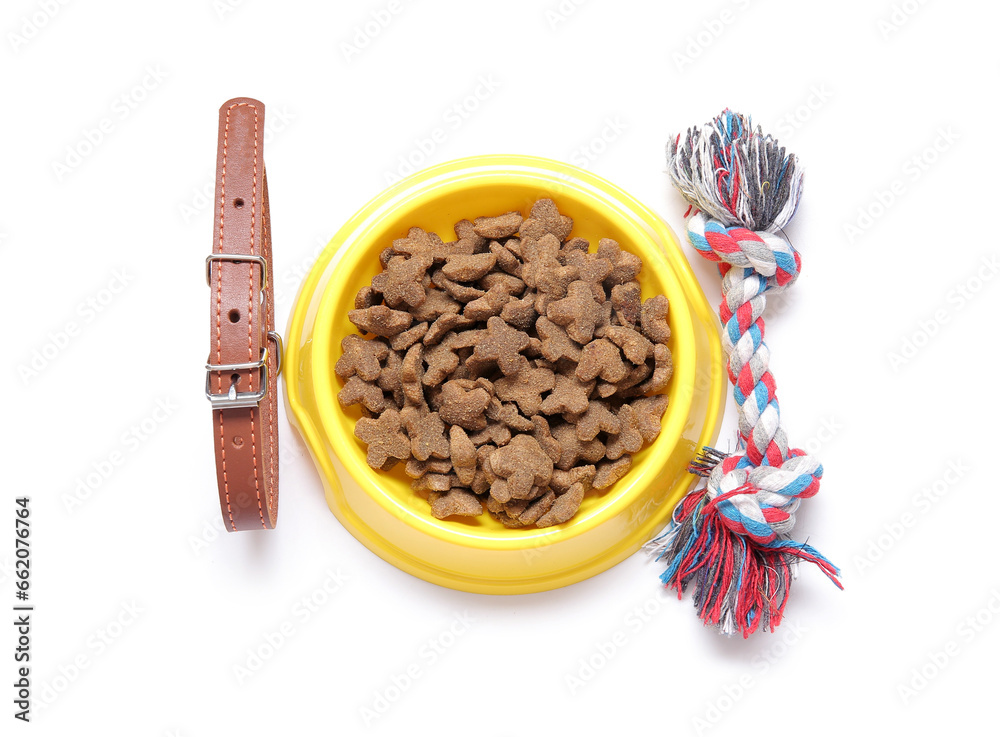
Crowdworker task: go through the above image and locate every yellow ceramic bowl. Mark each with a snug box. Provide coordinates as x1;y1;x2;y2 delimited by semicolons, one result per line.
284;156;724;594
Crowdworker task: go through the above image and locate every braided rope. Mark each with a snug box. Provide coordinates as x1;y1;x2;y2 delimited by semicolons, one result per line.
649;110;840;637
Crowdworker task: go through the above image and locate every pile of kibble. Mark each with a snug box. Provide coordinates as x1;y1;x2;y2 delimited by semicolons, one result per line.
336;198;672;528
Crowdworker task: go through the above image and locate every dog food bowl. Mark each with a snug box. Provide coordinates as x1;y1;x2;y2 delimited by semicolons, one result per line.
284;155;724;594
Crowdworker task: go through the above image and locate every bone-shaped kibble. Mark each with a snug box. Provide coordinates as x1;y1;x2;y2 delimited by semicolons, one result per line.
401;404;450;462
519;198;573;241
597;238;642;287
535;482;585;527
576;339;628;384
547;281;603;344
338;375;388;414
469;316;530;376
488;434;553;500
494;366;555;417
354;407;411;470
473;211;523;239
640;294;671;344
335;334;388;382
565;250;613;303
349;305;413;337
372;255;433;308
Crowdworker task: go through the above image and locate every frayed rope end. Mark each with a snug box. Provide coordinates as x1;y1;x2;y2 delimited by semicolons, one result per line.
646;449;842;638
667;109;803;233
687;446;728;478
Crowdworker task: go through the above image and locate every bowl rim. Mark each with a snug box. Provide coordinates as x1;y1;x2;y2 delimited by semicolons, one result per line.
284;154;724;589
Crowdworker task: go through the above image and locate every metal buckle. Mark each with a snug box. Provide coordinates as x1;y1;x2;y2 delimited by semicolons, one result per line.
204;346;269;374
204;253;282;408
268;330;283;376
204;349;268;410
204;333;283;409
205;253;268;287
206;253;271;327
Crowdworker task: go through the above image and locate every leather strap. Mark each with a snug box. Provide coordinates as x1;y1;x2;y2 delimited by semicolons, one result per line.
206;97;279;531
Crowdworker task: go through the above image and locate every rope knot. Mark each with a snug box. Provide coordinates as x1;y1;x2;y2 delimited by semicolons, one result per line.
687;211;801;289
698;449;823;543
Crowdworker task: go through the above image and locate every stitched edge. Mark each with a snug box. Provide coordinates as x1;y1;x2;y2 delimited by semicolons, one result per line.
263;171;278;526
247;104;266;529
266;353;278;524
217;103;239;531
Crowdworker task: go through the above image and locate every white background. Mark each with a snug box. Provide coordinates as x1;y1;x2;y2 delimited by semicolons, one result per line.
3;0;997;734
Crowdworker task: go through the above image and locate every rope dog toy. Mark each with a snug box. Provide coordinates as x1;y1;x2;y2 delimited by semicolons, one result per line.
647;110;841;637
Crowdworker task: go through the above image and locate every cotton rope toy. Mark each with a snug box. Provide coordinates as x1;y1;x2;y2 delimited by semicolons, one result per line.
647;110;841;637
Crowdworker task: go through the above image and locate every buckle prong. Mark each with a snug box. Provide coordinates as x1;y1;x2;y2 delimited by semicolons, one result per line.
205;363;268;409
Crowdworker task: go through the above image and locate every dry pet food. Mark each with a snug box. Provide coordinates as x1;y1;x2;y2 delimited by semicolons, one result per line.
339;198;673;527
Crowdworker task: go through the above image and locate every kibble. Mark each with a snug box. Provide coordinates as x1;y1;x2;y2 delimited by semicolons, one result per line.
341;199;673;527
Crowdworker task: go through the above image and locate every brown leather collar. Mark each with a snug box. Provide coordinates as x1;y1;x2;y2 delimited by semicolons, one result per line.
205;97;280;531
